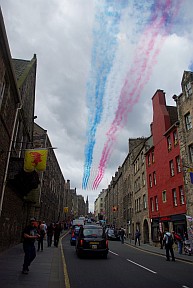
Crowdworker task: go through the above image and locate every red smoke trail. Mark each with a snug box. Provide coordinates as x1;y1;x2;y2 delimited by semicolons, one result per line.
92;0;181;189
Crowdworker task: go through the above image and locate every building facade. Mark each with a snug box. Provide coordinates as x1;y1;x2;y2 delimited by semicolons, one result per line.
173;71;193;219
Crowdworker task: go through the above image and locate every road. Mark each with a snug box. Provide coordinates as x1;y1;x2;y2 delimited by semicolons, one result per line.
61;233;193;288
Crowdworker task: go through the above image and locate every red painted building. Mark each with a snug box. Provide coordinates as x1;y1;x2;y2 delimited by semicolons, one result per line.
146;90;187;242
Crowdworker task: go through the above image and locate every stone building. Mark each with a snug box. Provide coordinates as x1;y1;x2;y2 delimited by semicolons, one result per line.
30;123;68;224
131;138;151;243
0;11;75;251
0;8;38;251
94;189;107;222
173;71;193;218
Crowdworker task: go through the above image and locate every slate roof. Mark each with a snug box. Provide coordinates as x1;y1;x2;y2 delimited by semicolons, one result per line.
166;105;178;125
11;58;31;81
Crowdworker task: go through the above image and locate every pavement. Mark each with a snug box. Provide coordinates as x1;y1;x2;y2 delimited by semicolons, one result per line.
0;233;192;288
125;239;193;263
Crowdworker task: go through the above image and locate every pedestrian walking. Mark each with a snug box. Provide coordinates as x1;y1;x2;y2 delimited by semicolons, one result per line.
54;222;61;247
37;221;46;252
22;218;40;274
163;228;175;261
119;227;125;244
135;229;141;246
47;223;54;247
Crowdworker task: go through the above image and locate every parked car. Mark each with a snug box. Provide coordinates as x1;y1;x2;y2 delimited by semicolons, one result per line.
106;228;120;241
76;224;108;258
70;225;81;246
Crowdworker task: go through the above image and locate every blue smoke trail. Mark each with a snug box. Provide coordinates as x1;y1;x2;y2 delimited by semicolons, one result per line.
82;0;127;189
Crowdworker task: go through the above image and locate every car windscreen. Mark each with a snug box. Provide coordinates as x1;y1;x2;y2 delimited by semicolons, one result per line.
74;227;80;234
83;228;104;238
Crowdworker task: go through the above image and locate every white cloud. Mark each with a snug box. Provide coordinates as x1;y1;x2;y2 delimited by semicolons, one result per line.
1;0;193;212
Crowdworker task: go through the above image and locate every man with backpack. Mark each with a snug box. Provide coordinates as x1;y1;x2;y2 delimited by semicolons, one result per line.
163;228;175;261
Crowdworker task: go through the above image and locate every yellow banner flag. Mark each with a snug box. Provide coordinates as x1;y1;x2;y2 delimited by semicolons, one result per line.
24;149;48;172
64;207;68;213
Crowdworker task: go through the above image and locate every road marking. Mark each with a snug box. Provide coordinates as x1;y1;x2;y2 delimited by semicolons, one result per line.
127;259;157;274
60;233;71;288
109;250;119;256
182;286;190;288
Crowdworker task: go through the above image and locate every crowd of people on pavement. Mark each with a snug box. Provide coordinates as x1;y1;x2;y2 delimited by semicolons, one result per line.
21;218;64;275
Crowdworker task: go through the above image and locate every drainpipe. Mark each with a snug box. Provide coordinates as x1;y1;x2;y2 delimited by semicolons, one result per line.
0;104;22;217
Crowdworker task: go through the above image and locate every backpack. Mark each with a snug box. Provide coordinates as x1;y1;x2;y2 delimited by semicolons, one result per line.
167;234;174;245
174;233;182;242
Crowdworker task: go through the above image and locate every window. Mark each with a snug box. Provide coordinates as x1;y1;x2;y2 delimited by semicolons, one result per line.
149;174;152;187
173;130;178;146
152;150;155;163
185;112;192;131
167;136;172;151
176;156;181;173
189;144;193;163
139;197;141;212
142;172;146;186
185;82;192;97
148;154;151;166
0;79;5;107
172;188;177;206
179;186;185;205
155;196;158;211
141;151;144;164
162;190;167;202
153;171;156;185
143;194;147;209
0;67;6;108
150;197;154;212
170;160;175;176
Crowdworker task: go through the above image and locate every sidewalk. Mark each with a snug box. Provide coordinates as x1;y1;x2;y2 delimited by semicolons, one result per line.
125;239;193;263
0;237;65;288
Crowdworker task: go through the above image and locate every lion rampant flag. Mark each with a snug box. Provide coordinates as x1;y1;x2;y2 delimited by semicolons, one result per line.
24;149;48;172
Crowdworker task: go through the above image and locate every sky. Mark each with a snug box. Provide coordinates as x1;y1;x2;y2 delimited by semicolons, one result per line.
1;0;193;213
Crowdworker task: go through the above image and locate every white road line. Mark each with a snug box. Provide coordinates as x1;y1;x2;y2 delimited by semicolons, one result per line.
127;259;157;274
109;250;119;256
182;286;190;288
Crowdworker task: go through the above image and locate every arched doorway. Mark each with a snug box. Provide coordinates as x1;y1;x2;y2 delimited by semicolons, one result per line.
143;219;149;243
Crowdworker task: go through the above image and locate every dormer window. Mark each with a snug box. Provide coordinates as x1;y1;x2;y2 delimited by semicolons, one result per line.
185;82;192;97
167;136;172;151
173;130;178;146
